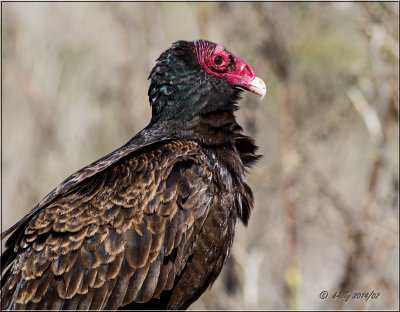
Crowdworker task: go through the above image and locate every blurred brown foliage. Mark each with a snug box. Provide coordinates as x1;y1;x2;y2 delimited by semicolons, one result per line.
2;2;399;310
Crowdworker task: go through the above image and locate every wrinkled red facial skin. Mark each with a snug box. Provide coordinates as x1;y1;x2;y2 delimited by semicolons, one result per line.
193;40;256;90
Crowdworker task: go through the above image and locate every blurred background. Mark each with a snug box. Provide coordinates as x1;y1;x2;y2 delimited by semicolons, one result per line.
2;2;399;310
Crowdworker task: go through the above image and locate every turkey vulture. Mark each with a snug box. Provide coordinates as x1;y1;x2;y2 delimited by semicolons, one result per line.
1;40;266;310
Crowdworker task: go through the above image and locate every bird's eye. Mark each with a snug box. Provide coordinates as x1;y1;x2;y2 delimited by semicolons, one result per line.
214;56;223;65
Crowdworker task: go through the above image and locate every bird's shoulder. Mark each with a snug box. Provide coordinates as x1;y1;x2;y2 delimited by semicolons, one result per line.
18;139;214;253
2;139;217;310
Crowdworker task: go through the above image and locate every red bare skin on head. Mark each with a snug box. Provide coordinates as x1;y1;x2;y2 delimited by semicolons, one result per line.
193;40;257;90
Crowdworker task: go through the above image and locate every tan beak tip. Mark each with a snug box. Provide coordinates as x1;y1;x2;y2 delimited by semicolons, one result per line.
249;77;267;100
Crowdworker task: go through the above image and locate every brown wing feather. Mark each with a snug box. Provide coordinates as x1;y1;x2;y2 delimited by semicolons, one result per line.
1;127;172;242
1;140;213;310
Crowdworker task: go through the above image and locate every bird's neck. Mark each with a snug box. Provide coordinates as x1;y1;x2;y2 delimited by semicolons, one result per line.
176;106;260;173
149;85;260;171
188;109;241;146
149;68;260;171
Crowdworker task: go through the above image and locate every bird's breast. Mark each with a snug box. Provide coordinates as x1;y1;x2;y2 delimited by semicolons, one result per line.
166;158;239;309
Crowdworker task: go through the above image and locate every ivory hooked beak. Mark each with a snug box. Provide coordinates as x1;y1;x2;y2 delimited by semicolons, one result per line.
248;77;267;100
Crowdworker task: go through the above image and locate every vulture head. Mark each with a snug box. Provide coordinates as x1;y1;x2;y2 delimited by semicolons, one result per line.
148;40;266;127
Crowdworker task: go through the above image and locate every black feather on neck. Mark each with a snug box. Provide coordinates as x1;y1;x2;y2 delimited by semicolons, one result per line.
147;40;262;224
